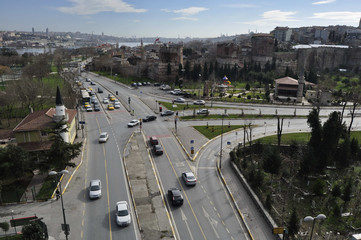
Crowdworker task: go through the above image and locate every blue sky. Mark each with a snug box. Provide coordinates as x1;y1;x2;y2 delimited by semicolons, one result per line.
1;0;360;38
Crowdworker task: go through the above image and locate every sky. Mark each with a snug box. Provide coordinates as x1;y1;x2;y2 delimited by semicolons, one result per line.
1;0;361;38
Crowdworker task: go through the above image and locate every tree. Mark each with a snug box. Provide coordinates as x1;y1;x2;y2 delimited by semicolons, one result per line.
22;222;46;240
0;221;9;236
41;121;82;171
287;208;300;239
0;144;31;179
262;146;282;175
342;178;352;202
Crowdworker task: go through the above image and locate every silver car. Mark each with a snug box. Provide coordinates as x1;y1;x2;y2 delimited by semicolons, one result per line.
182;172;197;186
99;132;109;143
89;179;102;199
115;201;131;226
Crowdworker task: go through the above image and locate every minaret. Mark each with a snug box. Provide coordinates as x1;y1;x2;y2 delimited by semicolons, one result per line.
53;86;69;142
297;70;305;103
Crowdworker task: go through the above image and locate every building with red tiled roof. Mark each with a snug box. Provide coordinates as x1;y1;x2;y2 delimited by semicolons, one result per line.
13;108;77;152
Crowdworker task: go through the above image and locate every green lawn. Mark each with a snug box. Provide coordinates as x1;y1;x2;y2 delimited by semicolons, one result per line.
257;132;312;144
194;125;245;139
181;113;301;120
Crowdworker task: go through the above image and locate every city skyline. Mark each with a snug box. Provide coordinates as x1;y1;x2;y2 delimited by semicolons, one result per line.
1;0;361;38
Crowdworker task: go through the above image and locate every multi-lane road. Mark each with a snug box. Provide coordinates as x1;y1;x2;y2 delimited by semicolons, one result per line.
77;72;360;240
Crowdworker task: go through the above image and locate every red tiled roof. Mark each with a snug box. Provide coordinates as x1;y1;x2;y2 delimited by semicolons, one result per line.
17;141;53;152
13;108;77;132
0;129;15;140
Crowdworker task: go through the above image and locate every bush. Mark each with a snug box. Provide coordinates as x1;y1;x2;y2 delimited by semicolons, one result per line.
312;178;326;196
247;95;251;100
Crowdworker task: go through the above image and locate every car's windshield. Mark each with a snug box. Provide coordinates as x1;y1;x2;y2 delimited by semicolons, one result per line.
100;134;106;138
90;185;100;191
117;210;129;216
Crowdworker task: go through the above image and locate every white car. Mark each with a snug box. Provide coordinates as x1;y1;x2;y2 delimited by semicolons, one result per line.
173;98;185;103
99;132;109;143
89;179;102;199
193;100;205;105
114;103;121;109
103;98;109;104
115;201;131;226
197;109;209;115
128;119;140;127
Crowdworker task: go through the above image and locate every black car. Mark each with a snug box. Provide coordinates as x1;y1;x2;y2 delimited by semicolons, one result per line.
90;81;96;85
94;104;101;112
168;188;183;206
143;115;157;122
153;145;163;155
160;110;174;116
154;82;161;86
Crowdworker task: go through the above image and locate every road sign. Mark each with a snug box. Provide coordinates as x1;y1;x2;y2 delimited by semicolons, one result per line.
227;141;231;145
272;227;284;234
190;140;194;144
191;146;194;151
79;121;85;124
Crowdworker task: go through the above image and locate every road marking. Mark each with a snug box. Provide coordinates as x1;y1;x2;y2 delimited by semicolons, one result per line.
202;206;220;239
161;139;207;240
181;208;194;240
96;117;112;240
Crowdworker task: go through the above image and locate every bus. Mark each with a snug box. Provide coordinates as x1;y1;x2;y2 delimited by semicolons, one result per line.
81;89;90;104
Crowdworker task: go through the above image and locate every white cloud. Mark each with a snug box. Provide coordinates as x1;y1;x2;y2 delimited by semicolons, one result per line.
162;6;208;21
171;16;198;21
58;0;146;15
224;4;258;8
312;0;336;5
262;10;298;22
243;10;298;26
310;11;361;21
173;7;209;16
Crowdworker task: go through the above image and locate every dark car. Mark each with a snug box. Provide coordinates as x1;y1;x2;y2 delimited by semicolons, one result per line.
98;87;103;93
90;81;96;85
94;104;101;112
153;145;163;155
168;188;183;206
149;136;159;146
131;83;137;87
154;82;161;86
143;115;157;122
160;110;174;116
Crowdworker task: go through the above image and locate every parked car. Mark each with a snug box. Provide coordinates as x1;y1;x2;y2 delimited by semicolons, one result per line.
154;82;161;86
173;98;185;103
143;115;157;122
128;119;140;127
153;145;163;155
137;82;142;86
197;109;209;115
99;132;109;143
182;172;197;186
89;179;102;199
168;188;183;206
161;110;174;116
86;78;91;82
131;83;137;87
115;201;131;226
193;100;205;105
149;136;159;146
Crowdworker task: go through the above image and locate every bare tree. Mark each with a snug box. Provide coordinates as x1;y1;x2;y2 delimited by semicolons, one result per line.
277;116;284;148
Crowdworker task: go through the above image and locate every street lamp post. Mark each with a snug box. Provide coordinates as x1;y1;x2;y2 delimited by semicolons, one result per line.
219;109;227;169
11;210;17;234
304;214;326;240
49;170;70;240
